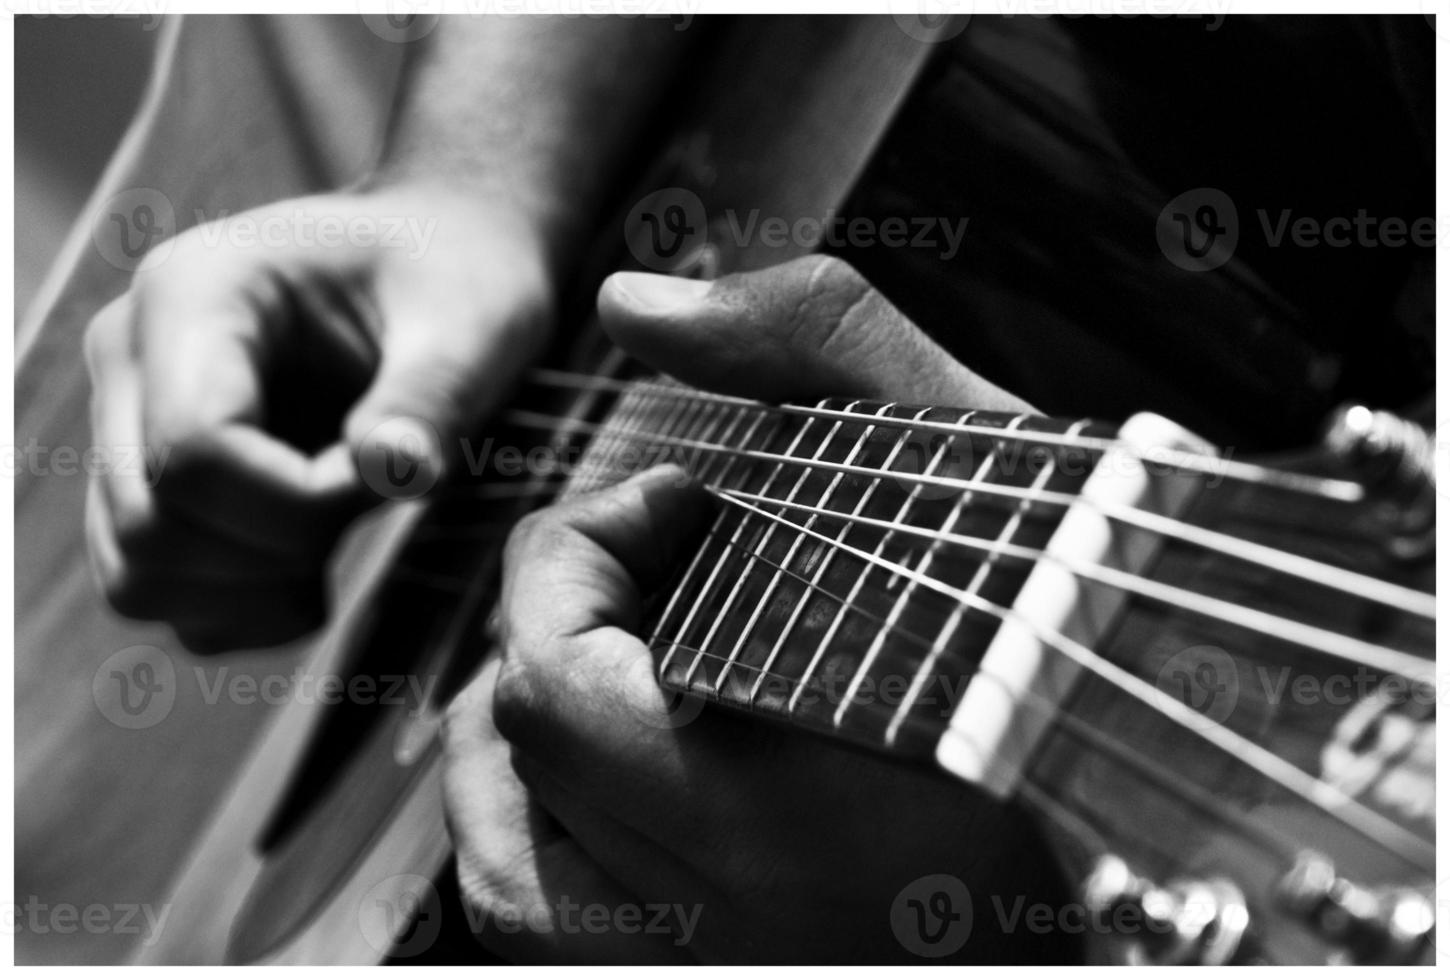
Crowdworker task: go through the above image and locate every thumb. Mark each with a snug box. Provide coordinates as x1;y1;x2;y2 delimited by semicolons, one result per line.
597;255;1034;412
345;297;549;502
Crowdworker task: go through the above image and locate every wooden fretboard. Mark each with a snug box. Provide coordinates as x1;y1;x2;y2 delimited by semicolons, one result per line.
567;381;1117;760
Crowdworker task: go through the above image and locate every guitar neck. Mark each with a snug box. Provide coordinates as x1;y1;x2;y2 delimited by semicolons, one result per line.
561;379;1118;760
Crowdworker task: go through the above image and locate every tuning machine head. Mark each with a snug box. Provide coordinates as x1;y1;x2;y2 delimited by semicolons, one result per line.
1277;851;1434;964
1321;405;1435;559
1083;854;1250;965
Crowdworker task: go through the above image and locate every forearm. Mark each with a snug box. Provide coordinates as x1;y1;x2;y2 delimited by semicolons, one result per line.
374;15;700;274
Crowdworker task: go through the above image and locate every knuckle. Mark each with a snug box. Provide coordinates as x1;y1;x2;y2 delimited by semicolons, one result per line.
82;301;131;374
490;655;539;744
783;255;875;349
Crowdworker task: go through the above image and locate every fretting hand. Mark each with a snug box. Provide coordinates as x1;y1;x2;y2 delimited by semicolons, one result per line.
442;256;1077;963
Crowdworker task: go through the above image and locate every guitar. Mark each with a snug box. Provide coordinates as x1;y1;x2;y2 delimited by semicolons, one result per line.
22;15;1432;967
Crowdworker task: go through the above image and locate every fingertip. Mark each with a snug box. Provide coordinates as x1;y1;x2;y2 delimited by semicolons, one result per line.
598;272;714;333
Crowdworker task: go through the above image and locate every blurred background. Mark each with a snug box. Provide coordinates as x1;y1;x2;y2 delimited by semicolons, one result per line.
15;16;156;319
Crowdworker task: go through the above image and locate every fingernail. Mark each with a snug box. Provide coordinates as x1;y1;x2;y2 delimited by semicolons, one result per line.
610;272;712;313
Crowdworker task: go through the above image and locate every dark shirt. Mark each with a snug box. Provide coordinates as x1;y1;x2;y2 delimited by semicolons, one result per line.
830;14;1433;450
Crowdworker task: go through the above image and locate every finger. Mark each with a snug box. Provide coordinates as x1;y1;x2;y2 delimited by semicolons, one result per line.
133;236;371;556
597;255;1034;411
86;295;332;643
442;659;693;964
86;483;326;651
510;747;709;901
345;257;552;495
493;466;787;843
85;294;157;558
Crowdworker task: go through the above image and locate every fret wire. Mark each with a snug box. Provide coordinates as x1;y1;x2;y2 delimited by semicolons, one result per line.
747;407;932;706
709;486;1433;686
563;376;650;496
506;405;1432;619
682;404;864;689
658;606;1302;870
609;387;700;677
834;412;1032;730
667;531;1320;865
881;416;1084;744
650;400;767;676
526;369;1366;503
712;488;1435;871
713;402;899;698
664;408;821;689
785;408;983;717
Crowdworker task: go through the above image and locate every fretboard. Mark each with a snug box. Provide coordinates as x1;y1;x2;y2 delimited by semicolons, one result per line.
567;380;1116;760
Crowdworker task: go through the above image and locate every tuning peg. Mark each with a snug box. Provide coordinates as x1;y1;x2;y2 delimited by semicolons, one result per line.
1083;854;1249;965
1321;405;1435;558
1277;851;1434;964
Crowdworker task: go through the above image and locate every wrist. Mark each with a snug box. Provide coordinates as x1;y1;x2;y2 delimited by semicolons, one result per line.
354;168;577;283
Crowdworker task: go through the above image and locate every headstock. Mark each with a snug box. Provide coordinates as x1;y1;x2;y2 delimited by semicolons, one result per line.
1003;405;1435;964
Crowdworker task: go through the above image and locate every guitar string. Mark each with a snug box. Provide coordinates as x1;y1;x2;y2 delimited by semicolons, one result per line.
836;412;1058;730
679;526;1371;866
710;489;1434;871
524;368;1368;502
709;488;1431;685
754;407;964;710
649;401;779;684
501;401;1433;619
656;619;1304;872
687;499;1414;869
711;402;902;697
683;404;865;688
500;406;1432;679
882;415;1077;743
